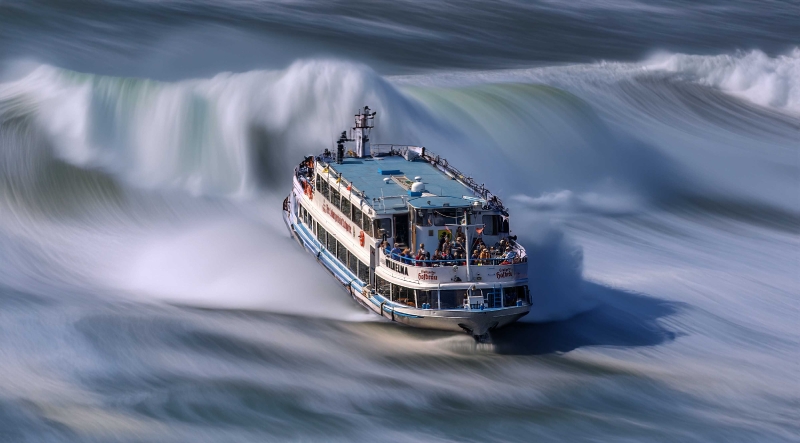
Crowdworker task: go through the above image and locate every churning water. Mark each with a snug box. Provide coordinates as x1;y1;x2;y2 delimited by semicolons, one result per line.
0;1;798;441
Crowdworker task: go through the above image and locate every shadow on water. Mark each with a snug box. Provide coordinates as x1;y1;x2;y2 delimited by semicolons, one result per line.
490;282;683;355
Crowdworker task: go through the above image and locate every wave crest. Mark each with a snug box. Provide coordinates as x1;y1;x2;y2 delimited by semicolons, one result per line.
646;48;800;114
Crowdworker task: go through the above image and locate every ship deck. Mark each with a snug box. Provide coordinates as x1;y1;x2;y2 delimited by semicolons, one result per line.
326;155;477;214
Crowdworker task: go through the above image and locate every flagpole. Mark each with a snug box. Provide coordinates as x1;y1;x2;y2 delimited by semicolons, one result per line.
444;218;485;284
464;220;471;283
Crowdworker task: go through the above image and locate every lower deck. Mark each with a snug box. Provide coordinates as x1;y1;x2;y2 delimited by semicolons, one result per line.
283;194;531;336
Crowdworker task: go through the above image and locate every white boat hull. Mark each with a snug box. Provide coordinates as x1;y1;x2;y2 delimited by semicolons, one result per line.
283;197;531;336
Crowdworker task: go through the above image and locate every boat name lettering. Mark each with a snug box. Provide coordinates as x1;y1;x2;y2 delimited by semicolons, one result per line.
385;258;409;275
323;203;352;233
417;270;438;281
495;268;513;279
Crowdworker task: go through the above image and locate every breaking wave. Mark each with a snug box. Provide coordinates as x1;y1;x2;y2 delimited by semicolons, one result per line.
646;48;800;114
1;61;431;198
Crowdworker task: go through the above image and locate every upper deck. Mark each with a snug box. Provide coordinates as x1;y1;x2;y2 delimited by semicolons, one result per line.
322;153;475;215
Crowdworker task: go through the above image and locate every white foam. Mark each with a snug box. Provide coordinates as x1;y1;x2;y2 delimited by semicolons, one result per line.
646;48;800;113
0;60;431;198
121;215;371;320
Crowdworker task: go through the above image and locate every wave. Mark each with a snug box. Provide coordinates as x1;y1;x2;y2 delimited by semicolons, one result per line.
1;60;433;198
645;48;800;114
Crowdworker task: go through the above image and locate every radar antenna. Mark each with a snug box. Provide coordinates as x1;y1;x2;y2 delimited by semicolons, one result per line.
353;106;376;158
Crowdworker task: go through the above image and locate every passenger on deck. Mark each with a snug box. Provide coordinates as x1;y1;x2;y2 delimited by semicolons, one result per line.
439;231;450;251
390;244;402;261
402;248;412;265
456;250;467;266
452;240;464;256
471;236;485;252
432;249;442;266
415;244;427;266
501;246;517;265
442;248;453;264
471;249;480;265
479;247;491;265
498;238;509;251
455;226;466;244
424;251;431;267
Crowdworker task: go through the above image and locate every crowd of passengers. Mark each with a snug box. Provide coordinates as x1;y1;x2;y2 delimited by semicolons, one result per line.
381;226;523;267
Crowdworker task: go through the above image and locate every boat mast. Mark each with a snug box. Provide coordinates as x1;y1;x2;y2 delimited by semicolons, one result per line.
353;106;376;158
445;215;484;283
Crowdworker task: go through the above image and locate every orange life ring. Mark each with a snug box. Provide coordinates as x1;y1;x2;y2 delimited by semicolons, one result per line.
359;230;365;246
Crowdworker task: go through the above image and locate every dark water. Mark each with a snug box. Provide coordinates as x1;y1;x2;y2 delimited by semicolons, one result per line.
0;1;798;441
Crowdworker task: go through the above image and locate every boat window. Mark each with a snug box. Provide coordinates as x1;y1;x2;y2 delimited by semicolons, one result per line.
326;229;335;252
317;225;327;246
482;215;500;236
376;275;391;297
331;188;342;211
352;206;364;230
341;197;351;222
336;238;347;264
503;285;529;307
316;174;329;199
373;218;392;240
357;260;369;283
416;290;433;308
432;208;467;226
364;215;373;236
438;289;468;309
391;283;414;306
415;209;433;226
346;250;358;275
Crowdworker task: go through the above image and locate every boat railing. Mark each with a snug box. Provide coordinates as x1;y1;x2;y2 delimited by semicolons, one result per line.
420;148;506;214
370;144;414;157
383;250;526;268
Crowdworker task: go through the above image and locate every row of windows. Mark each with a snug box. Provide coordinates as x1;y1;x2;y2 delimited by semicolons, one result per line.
316;174;369;232
414;209;509;234
375;274;529;309
306;205;370;284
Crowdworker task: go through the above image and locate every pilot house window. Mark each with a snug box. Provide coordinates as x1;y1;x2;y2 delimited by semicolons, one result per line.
432;208;467;226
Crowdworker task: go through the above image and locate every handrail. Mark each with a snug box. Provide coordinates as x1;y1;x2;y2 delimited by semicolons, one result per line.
420;148;506;214
382;251;525;267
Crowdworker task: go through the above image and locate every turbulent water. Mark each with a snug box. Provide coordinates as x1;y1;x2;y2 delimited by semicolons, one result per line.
1;1;798;441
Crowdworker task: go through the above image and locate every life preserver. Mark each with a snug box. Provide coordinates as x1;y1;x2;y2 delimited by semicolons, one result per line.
359;230;365;246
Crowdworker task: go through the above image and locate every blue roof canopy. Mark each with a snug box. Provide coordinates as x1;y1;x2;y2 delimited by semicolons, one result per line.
327;156;479;214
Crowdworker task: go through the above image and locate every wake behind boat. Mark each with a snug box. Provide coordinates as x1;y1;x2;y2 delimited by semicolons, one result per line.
283;107;531;338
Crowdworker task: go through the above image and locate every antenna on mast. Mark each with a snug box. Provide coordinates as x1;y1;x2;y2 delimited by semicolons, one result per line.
353;105;376;158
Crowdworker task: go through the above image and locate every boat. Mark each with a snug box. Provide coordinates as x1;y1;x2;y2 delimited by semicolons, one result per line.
282;106;531;338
